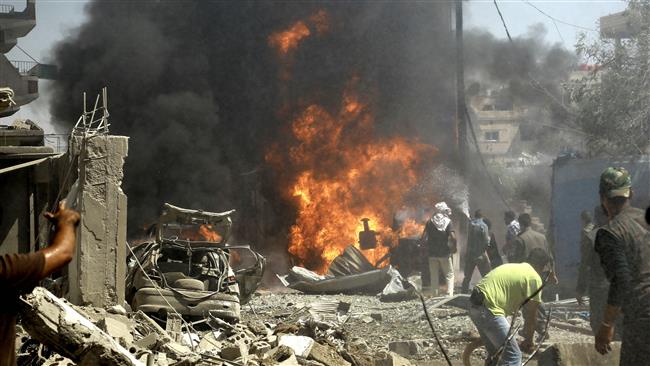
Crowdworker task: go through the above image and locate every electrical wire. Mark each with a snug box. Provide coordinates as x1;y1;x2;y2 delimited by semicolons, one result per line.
16;44;40;64
418;291;453;366
522;1;598;33
464;107;512;211
492;0;579;118
522;306;552;365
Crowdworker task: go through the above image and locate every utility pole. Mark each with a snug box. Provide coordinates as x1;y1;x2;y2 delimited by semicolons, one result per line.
455;0;467;174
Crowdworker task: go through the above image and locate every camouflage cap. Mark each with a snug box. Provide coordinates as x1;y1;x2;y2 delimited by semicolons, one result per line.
599;167;632;198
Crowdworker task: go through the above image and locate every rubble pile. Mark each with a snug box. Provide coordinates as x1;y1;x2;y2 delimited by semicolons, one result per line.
15;288;381;366
15;286;605;366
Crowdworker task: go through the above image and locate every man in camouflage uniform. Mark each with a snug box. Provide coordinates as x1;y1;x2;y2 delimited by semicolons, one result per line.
594;167;650;365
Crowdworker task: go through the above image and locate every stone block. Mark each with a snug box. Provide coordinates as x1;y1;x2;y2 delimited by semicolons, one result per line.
279;335;315;358
388;340;422;357
309;341;351;366
538;342;621;366
133;333;158;349
221;342;249;361
374;351;412;366
97;317;133;344
252;341;272;356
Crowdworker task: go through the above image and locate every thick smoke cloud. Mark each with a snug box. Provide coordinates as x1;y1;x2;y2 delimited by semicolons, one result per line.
50;1;456;239
50;1;576;247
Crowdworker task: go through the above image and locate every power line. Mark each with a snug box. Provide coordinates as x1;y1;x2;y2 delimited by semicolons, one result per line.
465;106;512;211
16;44;40;64
522;1;598;33
492;0;579;119
493;0;513;43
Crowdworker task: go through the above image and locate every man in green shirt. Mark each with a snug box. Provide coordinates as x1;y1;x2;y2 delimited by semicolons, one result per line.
468;248;551;366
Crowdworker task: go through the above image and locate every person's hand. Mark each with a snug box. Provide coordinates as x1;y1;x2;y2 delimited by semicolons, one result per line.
576;294;585;306
550;270;559;285
45;201;80;227
520;339;535;353
595;323;614;355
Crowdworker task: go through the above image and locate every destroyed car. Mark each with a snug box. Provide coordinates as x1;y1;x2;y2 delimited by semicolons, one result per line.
126;203;265;322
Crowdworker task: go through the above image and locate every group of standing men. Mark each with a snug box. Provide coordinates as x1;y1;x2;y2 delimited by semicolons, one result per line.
419;167;650;365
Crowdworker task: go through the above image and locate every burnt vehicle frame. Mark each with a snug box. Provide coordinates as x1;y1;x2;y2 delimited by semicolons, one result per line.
126;203;265;322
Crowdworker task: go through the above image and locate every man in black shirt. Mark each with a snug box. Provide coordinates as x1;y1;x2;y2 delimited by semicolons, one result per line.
593;167;650;365
420;202;456;297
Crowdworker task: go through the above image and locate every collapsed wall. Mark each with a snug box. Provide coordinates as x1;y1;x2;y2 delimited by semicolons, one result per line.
68;135;128;307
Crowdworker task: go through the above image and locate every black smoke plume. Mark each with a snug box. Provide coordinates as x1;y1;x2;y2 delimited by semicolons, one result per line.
50;1;456;243
50;2;575;254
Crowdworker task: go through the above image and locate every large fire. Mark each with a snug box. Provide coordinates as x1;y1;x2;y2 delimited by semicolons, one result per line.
267;79;436;273
267;11;436;274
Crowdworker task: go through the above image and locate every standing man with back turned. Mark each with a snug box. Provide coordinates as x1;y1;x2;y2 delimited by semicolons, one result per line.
502;210;520;261
461;210;492;294
420;202;457;296
0;201;80;366
593;167;650;365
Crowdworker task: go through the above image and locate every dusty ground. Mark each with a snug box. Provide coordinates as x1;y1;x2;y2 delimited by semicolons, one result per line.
243;289;594;365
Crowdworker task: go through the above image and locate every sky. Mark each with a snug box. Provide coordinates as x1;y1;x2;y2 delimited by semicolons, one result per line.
2;0;628;133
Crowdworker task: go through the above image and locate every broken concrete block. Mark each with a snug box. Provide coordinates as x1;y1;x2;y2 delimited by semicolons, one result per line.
98;317;134;344
374;351;412;366
181;332;200;348
267;334;278;346
247;319;270;336
538;342;621;366
252;341;272;356
221;342;249;361
309;342;351;366
264;346;299;366
133;333;158;350
197;332;222;353
279;335;315;357
360;315;374;323
370;313;382;321
107;305;128;315
388;340;422;357
20;287;144;366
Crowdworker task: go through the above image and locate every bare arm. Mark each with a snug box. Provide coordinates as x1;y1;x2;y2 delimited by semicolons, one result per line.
521;301;539;351
40;201;80;278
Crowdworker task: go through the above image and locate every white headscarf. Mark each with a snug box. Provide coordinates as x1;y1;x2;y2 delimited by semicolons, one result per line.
431;201;452;231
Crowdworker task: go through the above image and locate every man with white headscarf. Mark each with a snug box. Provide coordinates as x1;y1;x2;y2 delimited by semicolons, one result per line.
420;202;457;296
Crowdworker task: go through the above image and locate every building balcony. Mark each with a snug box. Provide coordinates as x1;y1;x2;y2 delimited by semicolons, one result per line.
0;0;35;53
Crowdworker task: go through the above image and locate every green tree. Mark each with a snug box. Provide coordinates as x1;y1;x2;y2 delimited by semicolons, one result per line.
572;0;650;156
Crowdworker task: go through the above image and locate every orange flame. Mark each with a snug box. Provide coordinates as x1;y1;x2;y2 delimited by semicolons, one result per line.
399;218;424;239
267;10;329;56
268;21;311;55
268;79;436;273
199;224;223;242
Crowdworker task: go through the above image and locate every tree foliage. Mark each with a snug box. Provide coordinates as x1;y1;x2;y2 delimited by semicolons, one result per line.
572;0;650;156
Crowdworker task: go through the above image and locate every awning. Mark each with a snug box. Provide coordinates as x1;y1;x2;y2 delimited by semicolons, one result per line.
0;153;63;175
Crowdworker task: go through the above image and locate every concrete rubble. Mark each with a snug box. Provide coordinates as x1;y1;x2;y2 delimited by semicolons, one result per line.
14;283;619;366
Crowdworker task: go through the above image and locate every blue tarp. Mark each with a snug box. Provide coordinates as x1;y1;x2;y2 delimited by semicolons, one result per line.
551;155;650;294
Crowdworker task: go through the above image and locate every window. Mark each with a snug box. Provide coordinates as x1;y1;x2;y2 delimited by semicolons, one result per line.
484;131;499;141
